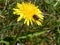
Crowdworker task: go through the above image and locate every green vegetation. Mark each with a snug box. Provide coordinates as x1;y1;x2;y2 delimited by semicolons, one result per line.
0;0;60;45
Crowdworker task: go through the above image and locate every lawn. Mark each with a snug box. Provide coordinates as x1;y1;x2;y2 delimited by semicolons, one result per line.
0;0;60;45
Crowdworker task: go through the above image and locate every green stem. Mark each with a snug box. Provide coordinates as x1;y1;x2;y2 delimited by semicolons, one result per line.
17;30;47;40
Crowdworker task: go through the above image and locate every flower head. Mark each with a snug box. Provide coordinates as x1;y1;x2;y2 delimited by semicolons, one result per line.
13;2;44;26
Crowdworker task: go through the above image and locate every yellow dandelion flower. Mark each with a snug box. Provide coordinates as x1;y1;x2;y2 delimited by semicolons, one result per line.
13;1;44;26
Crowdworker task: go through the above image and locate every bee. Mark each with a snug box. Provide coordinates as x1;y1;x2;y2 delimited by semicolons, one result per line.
33;15;42;22
33;15;39;20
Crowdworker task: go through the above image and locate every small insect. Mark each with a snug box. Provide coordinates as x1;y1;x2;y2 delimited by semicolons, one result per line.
33;15;39;20
33;14;43;22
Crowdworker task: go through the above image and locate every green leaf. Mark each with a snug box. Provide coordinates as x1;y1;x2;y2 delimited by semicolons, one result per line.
0;40;9;45
44;0;53;4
